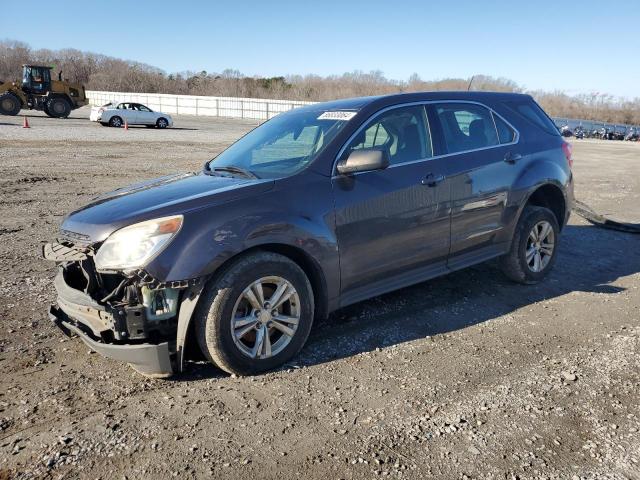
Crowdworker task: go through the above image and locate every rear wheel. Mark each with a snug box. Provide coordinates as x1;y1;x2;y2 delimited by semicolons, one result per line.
499;206;560;284
46;97;71;118
0;92;22;116
109;116;123;128
156;117;168;129
195;252;314;375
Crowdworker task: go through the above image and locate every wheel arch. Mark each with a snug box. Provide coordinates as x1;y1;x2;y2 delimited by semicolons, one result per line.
182;242;330;364
2;90;25;105
524;183;567;231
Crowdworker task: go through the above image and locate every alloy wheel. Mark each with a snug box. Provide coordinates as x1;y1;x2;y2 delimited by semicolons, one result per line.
525;220;555;272
230;276;300;359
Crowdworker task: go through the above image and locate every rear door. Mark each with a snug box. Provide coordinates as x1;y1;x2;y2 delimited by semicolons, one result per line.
332;104;452;305
115;103;137;123
429;102;520;268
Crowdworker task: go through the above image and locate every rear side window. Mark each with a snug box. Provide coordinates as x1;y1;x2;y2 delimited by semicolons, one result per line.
435;103;498;154
345;105;432;165
493;114;517;144
504;99;560;136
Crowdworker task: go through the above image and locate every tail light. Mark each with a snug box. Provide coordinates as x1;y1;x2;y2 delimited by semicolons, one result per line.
562;141;573;169
98;107;105;113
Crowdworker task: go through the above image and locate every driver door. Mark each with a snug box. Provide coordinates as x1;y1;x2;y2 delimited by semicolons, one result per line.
136;104;156;125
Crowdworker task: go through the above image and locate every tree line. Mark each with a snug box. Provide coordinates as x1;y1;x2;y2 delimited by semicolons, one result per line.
1;40;638;125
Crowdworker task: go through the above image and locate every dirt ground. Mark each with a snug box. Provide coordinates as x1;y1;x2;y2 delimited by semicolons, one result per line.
1;108;639;480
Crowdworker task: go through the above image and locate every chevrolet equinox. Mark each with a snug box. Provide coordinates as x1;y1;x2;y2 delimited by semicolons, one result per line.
45;92;574;377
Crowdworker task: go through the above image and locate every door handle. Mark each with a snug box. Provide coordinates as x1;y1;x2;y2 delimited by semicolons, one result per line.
504;152;523;164
421;173;445;187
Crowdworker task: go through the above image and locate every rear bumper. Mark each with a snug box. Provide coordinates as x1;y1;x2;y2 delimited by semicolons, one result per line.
51;269;175;377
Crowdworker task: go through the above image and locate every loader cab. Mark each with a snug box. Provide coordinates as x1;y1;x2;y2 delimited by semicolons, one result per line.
22;65;52;95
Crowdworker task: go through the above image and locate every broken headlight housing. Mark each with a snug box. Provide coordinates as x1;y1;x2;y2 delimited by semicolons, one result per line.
94;215;183;272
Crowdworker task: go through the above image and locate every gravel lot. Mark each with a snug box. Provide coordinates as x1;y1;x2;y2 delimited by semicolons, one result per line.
1;107;639;480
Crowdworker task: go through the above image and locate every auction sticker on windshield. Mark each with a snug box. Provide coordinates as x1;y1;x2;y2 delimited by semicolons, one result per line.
318;111;357;121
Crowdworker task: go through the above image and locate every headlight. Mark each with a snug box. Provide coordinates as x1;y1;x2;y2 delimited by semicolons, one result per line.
94;215;183;272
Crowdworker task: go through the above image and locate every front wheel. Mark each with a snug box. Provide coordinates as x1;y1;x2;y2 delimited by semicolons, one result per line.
195;252;314;375
499;206;560;284
156;117;168;129
0;92;21;116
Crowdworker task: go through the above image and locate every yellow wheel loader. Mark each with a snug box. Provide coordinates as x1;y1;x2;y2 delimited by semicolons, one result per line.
0;65;88;118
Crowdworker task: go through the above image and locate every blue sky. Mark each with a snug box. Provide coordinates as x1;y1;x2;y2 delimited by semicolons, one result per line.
3;0;637;98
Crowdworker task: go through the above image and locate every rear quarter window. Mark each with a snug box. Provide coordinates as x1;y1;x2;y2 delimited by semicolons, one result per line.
493;114;517;144
504;99;560;136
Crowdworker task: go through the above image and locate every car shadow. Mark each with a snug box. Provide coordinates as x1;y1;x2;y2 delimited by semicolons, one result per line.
184;223;639;379
117;126;199;131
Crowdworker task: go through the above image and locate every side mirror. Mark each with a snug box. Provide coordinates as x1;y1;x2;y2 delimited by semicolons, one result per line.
337;148;390;175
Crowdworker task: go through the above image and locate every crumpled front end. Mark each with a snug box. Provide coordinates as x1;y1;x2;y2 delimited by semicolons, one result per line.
43;235;201;377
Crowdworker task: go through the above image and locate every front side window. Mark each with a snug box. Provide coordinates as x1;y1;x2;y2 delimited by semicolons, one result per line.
435;103;499;154
138;105;151;112
209;109;351;178
23;67;49;89
344;105;432;165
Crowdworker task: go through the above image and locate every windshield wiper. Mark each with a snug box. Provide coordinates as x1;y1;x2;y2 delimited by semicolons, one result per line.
206;165;259;179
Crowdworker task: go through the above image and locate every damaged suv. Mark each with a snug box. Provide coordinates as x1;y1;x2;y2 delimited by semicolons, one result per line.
45;92;573;377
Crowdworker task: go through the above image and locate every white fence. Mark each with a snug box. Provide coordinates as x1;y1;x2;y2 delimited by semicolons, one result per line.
86;90;316;121
86;90;640;132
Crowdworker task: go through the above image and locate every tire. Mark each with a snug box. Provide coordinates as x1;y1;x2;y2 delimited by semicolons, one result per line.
156;117;168;129
0;92;22;116
43;103;53;117
195;252;314;376
109;116;123;128
46;97;71;118
499;206;560;284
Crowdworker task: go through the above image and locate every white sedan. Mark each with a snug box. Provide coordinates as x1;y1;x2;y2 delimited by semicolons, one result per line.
90;102;174;128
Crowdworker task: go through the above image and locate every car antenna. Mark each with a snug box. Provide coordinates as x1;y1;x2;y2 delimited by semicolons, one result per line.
467;75;475;91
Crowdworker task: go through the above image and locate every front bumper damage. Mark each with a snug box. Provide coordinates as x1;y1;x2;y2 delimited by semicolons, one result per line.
49;304;173;376
43;241;203;377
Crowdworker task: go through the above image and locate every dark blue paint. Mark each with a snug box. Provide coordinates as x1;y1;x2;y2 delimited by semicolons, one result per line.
60;91;574;315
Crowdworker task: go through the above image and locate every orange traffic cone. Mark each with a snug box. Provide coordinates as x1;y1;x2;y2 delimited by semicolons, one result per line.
124;119;128;130
23;116;30;128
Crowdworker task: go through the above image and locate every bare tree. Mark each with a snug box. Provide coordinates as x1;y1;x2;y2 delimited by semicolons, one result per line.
1;39;637;125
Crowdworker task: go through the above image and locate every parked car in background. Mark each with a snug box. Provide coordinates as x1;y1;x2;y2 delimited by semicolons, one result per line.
90;101;173;128
45;91;574;377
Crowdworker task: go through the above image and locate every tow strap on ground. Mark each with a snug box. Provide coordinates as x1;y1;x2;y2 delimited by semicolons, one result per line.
573;200;640;234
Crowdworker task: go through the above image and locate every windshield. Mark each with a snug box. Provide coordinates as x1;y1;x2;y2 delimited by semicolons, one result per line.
207;109;353;178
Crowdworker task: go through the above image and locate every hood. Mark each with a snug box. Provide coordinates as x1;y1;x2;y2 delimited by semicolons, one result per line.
61;172;274;242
